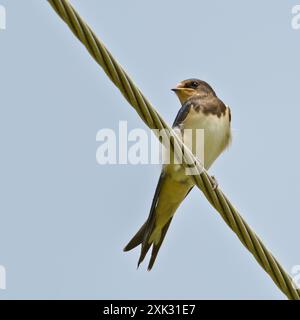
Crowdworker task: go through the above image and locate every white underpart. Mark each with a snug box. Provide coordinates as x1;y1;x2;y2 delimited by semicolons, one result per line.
161;107;231;182
181;106;231;170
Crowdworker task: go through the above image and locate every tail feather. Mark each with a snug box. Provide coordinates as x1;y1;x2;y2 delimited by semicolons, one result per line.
123;222;147;252
147;219;172;271
137;217;157;267
124;217;173;270
137;241;152;268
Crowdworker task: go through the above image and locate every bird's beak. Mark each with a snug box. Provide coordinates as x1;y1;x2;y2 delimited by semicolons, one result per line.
171;82;184;92
171;84;185;92
171;87;193;93
171;85;195;104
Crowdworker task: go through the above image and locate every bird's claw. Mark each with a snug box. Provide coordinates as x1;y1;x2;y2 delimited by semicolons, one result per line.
210;175;219;191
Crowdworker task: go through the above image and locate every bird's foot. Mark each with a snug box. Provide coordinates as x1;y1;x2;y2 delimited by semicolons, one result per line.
210;175;219;191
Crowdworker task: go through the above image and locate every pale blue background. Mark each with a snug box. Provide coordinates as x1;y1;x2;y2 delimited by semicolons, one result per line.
0;0;299;299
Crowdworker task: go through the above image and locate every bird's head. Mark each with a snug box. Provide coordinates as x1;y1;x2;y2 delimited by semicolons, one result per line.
171;78;216;104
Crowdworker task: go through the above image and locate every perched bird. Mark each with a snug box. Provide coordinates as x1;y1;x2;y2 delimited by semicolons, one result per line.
124;79;232;270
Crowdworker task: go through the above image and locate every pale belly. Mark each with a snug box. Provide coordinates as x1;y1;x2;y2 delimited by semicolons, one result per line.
161;108;231;179
181;107;231;170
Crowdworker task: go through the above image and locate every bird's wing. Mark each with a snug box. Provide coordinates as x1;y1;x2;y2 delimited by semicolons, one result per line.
172;99;193;128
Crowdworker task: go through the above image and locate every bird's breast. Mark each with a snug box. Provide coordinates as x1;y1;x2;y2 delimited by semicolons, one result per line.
181;106;231;169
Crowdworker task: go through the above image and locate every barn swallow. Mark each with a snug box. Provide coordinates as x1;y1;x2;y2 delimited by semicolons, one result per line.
124;79;232;270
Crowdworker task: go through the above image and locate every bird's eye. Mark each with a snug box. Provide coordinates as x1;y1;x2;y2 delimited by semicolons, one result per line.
190;81;198;88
